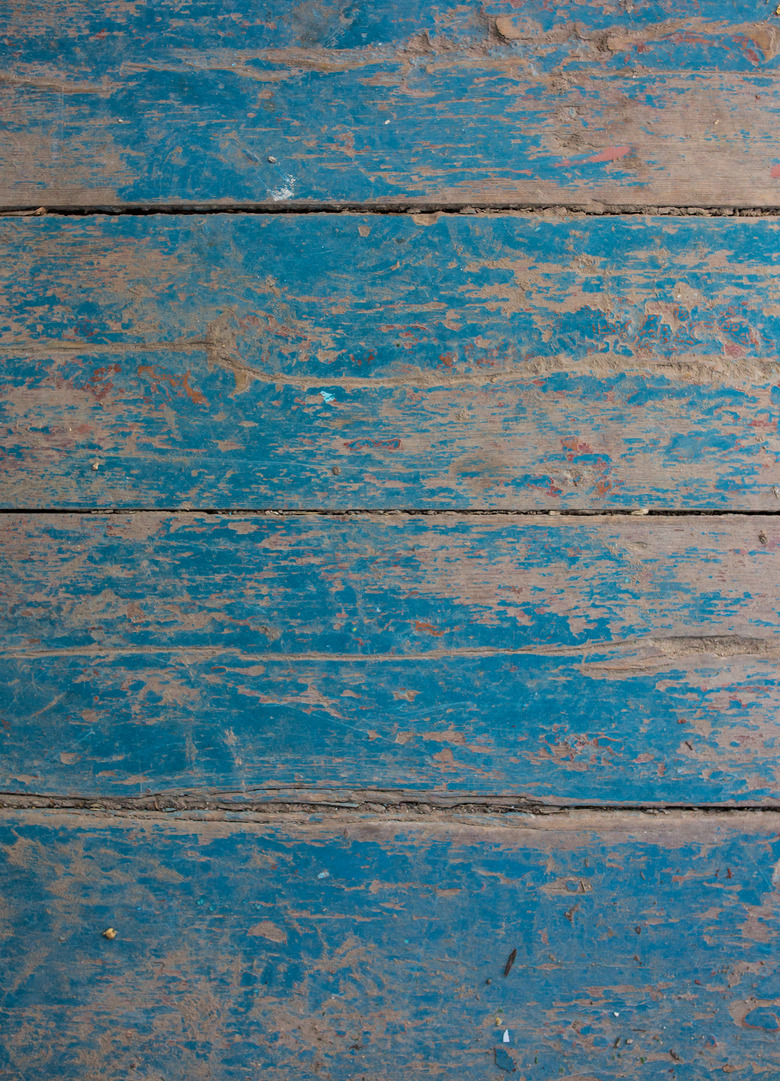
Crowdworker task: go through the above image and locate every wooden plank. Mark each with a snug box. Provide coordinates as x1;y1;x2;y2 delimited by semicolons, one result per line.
2;511;779;804
2;213;780;509
2;808;780;1079
2;1;780;207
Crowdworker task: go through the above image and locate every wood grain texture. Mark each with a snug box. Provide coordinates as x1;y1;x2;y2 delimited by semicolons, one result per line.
2;511;778;804
2;0;780;207
3;213;780;509
2;808;780;1080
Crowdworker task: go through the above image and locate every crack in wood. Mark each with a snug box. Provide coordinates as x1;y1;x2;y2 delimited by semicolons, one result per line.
3;634;777;664
4;202;780;219
1;789;779;817
2;507;780;517
5;341;778;390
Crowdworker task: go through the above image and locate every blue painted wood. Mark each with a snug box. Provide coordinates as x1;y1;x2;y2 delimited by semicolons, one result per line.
2;213;780;509
1;512;778;803
1;808;780;1079
4;8;778;1079
1;2;779;206
9;0;777;59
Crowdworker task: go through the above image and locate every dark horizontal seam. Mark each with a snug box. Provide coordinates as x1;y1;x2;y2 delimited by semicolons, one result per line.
0;790;778;817
3;202;780;219
0;507;779;516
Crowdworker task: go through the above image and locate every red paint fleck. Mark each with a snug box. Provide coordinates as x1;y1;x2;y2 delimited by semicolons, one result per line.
438;352;454;369
413;620;444;637
556;146;631;168
589;145;631;163
138;365;207;406
83;363;121;400
349;350;377;368
771;164;780;179
525;476;562;496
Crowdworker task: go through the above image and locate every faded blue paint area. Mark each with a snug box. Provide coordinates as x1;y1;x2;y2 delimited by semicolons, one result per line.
2;649;779;801
1;355;774;508
0;70;776;207
743;1008;780;1031
0;811;779;1080
0;511;777;803
5;0;777;64
1;513;776;654
2;215;780;509
1;3;779;207
1;647;778;802
7;214;780;368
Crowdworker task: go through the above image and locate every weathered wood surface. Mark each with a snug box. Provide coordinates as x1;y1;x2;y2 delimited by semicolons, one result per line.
2;511;778;804
2;808;780;1080
3;0;780;207
3;213;780;509
6;5;780;1081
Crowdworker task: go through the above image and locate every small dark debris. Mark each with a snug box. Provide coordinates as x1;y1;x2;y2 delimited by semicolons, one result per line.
503;948;517;976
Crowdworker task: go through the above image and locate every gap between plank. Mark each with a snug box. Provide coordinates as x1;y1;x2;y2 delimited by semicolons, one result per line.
4;202;780;219
0;790;778;818
2;507;780;517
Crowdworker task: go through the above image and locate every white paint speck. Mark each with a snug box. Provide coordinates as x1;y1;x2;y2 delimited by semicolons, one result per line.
270;174;296;201
320;390;335;403
317;871;329;879
502;1030;510;1044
